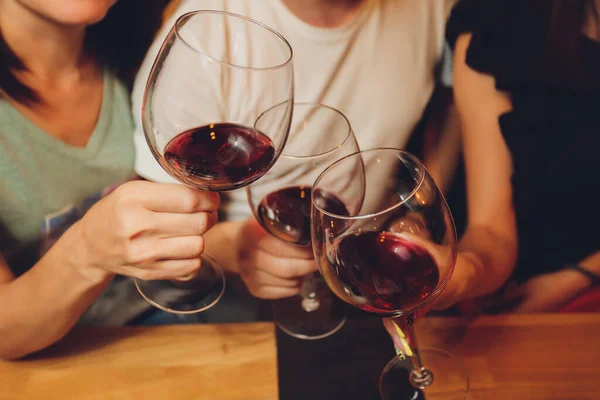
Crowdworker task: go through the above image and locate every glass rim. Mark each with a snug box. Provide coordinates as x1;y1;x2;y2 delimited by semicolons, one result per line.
175;10;294;71
255;102;354;159
311;148;426;221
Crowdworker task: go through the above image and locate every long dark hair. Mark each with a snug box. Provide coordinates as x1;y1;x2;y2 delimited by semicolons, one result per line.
0;0;170;104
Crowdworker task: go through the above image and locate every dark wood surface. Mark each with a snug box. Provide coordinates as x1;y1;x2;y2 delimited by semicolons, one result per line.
277;312;600;400
277;310;391;400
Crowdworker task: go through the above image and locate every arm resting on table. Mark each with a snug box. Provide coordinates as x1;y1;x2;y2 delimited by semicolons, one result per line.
434;34;518;309
0;223;112;360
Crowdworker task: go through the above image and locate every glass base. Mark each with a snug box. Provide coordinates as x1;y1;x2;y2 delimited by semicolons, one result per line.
134;253;226;314
273;279;347;340
379;347;469;400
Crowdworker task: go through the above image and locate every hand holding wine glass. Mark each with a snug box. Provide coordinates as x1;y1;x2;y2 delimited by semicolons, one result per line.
246;103;359;339
138;10;294;313
236;217;317;299
78;181;220;281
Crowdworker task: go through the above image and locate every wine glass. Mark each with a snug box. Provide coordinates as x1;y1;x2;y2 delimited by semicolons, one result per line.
138;10;294;313
311;148;469;399
246;103;359;339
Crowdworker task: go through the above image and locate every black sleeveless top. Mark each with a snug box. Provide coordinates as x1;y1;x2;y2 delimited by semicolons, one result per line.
447;0;600;282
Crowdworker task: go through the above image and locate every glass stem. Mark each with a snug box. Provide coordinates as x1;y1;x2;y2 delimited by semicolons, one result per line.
300;273;320;312
386;314;434;390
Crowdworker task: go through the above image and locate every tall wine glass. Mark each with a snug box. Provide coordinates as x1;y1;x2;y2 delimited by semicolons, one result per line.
138;11;294;313
311;148;469;399
247;103;359;339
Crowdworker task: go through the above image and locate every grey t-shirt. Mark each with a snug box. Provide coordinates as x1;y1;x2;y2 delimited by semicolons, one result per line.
0;70;152;325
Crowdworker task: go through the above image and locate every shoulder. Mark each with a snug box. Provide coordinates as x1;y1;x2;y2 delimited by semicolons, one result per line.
447;0;547;88
447;0;548;49
108;71;131;102
447;0;501;47
446;0;536;46
375;0;461;66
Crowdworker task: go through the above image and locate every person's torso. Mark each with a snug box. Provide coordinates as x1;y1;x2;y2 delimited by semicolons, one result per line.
133;0;455;220
447;0;600;280
0;70;135;276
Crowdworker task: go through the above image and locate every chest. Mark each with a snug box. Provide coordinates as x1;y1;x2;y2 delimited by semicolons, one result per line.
244;0;446;149
0;138;133;243
10;72;105;148
0;82;135;248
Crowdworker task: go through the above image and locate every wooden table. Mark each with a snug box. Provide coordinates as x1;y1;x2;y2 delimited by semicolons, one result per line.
418;314;600;400
1;314;599;399
0;323;278;400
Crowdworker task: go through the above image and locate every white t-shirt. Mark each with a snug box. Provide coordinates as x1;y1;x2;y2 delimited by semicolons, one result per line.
132;0;456;220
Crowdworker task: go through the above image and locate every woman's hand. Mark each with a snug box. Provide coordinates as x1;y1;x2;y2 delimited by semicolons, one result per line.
76;180;220;281
501;270;589;313
430;252;479;311
503;252;600;313
236;217;317;299
434;269;586;315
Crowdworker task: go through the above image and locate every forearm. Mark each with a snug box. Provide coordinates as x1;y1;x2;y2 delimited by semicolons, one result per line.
0;223;113;360
436;225;516;308
203;220;244;275
457;225;517;298
423;103;462;193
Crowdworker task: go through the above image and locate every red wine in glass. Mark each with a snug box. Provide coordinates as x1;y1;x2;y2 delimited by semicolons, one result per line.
257;186;349;246
326;231;439;314
163;123;275;189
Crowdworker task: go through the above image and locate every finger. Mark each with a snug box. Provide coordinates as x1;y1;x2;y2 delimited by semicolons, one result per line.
243;218;314;259
249;250;318;279
254;234;314;259
241;268;303;289
130;258;202;281
147;210;218;237
247;285;300;300
126;181;221;213
382;319;414;358
129;236;205;264
382;319;397;339
156;236;206;260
